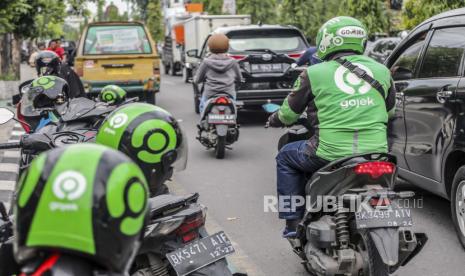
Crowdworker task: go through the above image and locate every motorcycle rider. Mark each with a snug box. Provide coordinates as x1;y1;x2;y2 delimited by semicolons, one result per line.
35;50;85;98
193;33;242;113
96;103;188;196
267;16;396;237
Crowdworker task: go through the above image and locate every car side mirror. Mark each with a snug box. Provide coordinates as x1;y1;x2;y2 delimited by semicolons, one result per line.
392;67;413;81
186;49;199;58
0;108;15;125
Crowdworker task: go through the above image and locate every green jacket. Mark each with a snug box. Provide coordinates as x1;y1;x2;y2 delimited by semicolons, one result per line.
271;53;396;161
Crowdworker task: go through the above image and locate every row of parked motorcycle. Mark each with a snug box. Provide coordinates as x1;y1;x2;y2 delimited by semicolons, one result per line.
0;75;244;276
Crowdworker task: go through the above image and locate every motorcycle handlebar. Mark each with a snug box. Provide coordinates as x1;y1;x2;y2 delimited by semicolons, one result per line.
0;142;21;150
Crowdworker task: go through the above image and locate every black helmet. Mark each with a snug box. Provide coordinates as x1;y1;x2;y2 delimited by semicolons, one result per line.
19;76;69;131
35;50;61;76
95;103;187;196
14;143;149;274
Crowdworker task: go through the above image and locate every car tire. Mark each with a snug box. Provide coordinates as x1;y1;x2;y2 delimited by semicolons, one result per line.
451;166;465;249
182;67;190;83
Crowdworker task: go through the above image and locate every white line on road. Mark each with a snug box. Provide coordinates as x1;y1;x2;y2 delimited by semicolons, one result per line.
0;163;19;173
3;151;20;158
0;181;15;190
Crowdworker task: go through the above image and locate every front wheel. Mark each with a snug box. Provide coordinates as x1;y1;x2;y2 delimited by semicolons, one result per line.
194;95;200;114
355;230;389;276
451;166;465;249
215;136;226;159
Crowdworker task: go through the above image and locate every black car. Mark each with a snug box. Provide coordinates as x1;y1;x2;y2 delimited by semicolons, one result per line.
187;25;309;113
365;37;401;63
386;8;465;248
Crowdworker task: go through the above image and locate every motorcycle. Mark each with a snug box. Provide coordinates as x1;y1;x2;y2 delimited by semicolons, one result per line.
264;103;427;276
197;94;239;159
133;193;237;276
0;112;241;276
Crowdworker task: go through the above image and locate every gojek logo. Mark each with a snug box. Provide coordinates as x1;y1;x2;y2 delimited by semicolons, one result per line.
50;171;87;211
334;63;376;109
109;113;128;129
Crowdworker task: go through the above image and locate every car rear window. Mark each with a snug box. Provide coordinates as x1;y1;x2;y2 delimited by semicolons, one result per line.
84;25;152;55
227;29;307;53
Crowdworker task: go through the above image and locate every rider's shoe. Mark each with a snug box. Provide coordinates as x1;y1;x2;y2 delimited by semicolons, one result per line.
282;219;299;238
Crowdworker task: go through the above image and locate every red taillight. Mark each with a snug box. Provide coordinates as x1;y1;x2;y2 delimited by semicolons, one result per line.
20;252;60;276
176;213;205;243
16;103;31;133
228;54;246;61
354;161;395;179
287;51;304;59
215;97;230;105
369;197;391;206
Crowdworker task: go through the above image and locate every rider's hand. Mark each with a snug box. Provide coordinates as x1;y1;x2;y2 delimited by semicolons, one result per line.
267;112;284;128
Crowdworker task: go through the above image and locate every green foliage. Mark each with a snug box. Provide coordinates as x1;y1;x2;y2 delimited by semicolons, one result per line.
279;0;341;42
192;0;223;15
236;0;277;24
0;0;30;34
146;0;163;41
340;0;390;34
402;0;465;29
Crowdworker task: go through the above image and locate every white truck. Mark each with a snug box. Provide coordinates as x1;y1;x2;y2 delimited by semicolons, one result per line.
182;15;251;82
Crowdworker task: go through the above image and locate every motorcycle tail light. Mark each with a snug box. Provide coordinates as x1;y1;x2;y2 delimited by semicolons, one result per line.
176;211;205;243
215;97;230;105
369;197;391;207
354;161;395;179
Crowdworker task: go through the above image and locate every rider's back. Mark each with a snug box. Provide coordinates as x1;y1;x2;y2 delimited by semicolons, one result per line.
307;54;391;161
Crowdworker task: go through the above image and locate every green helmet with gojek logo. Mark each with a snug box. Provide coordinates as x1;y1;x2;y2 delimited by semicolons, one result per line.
99;84;127;105
96;103;187;196
316;16;368;60
14;144;149;274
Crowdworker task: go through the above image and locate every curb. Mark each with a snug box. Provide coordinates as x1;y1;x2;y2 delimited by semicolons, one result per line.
0;123;23;211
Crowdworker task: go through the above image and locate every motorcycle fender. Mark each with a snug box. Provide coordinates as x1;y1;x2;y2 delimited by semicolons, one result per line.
369;228;399;266
215;125;228;136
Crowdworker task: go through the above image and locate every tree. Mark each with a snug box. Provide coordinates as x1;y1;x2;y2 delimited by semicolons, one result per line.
236;0;277;24
279;0;341;42
192;0;223;15
340;0;390;34
402;0;464;29
132;0;163;41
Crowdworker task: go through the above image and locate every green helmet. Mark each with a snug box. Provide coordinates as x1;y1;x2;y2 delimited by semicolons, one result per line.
99;85;127;105
14;144;148;273
315;16;368;60
95;103;187;196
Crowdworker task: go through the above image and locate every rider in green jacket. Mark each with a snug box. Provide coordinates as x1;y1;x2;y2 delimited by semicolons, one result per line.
268;16;396;237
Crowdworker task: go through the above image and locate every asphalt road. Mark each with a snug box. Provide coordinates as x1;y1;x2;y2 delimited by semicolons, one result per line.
157;75;465;276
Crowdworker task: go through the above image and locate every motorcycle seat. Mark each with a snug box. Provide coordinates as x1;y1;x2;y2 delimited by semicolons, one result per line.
148;193;199;218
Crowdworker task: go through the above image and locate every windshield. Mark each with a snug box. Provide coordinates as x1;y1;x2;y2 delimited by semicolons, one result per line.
227;29;307;53
84;25;152;55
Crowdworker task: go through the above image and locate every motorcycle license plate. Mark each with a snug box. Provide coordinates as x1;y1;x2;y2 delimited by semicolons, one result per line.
208;114;236;124
355;205;413;229
166;231;235;276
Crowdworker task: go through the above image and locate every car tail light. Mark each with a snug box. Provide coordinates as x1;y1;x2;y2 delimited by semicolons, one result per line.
354;161;395;179
215;97;230;105
287;51;305;59
176;212;205;243
228;54;247;61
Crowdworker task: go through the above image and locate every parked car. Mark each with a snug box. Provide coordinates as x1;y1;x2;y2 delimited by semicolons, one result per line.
187;24;309;113
74;21;160;104
386;7;465;248
365;37;401;63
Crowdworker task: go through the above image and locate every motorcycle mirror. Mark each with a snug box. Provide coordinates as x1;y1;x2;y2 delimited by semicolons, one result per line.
262;103;281;113
0;108;15;125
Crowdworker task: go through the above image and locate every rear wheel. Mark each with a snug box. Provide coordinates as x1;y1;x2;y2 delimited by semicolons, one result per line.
215;136;226;159
163;62;170;75
451;166;465;249
182;67;190;83
355;230;389;276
